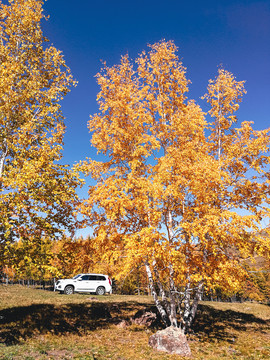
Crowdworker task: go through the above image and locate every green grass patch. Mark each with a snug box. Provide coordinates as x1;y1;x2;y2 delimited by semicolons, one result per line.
0;285;269;359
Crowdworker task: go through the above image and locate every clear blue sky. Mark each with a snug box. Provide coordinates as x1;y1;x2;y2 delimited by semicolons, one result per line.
41;0;270;234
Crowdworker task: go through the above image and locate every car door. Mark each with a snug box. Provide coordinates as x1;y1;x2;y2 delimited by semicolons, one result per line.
88;275;98;291
76;275;90;291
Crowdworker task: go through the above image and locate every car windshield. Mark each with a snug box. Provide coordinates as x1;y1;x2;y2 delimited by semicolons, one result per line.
73;274;82;279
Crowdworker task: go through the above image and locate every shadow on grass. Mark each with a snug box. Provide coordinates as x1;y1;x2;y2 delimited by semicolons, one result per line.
0;302;114;345
0;300;269;346
0;300;156;345
192;304;269;343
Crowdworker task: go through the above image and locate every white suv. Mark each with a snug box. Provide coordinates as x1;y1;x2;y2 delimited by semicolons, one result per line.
55;273;112;295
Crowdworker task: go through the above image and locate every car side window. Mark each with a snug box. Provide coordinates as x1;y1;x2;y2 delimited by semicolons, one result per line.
96;276;106;281
89;275;97;280
81;275;90;281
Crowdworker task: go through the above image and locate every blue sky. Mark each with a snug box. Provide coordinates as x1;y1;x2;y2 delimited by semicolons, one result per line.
40;0;270;234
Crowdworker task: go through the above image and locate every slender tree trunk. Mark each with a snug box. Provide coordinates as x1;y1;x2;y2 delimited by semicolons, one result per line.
183;280;204;333
0;139;7;177
183;273;191;331
168;263;178;327
153;261;171;316
166;209;178;327
137;268;140;295
145;260;170;327
190;281;204;322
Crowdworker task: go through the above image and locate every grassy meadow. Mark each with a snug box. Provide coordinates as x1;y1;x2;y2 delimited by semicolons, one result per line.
0;285;269;359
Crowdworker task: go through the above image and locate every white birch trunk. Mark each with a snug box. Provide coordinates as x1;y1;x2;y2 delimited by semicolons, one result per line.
189;280;204;325
145;261;170;327
166;209;178;327
153;261;171;315
183;273;191;329
168;263;178;327
183;279;204;332
0;139;7;177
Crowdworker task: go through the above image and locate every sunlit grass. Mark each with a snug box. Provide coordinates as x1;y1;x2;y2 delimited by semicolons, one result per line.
0;285;269;359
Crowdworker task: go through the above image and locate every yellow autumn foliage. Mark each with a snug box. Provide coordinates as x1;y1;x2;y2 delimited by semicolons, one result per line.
0;0;82;264
80;41;270;310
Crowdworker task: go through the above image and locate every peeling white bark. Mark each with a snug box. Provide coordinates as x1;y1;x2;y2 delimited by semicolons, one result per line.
0;139;7;177
183;278;204;332
153;261;171;315
145;261;170;327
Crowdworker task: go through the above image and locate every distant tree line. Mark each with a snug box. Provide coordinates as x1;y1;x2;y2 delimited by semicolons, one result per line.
1;235;269;302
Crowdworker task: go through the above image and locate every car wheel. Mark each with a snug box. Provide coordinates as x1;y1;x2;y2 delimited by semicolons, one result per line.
96;286;105;295
64;285;74;295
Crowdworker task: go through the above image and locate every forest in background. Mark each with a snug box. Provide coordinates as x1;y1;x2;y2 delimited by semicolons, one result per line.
1;233;269;303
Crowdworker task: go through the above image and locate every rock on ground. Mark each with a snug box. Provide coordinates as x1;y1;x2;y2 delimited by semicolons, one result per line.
116;319;129;329
132;310;157;327
149;326;191;357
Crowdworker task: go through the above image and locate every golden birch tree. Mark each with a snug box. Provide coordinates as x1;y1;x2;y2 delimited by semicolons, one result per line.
10;236;61;282
80;41;270;332
0;0;81;264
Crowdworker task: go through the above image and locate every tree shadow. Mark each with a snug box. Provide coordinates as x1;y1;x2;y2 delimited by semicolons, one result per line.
192;304;270;342
1;300;269;346
0;302;115;345
0;300;161;345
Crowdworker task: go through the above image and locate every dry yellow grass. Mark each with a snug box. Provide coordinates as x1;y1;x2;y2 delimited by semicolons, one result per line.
0;285;269;359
